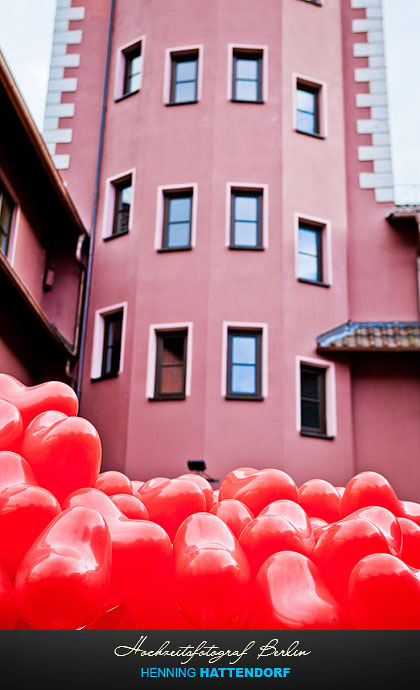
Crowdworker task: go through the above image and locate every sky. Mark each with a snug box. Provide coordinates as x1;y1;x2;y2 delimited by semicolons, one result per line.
0;0;419;204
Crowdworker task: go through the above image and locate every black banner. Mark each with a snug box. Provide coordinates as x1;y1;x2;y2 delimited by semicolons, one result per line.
1;630;419;689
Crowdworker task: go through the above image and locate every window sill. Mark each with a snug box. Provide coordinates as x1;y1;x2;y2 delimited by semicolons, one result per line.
296;129;325;140
298;0;322;6
165;100;198;107
157;246;192;253
148;394;186;401
225;395;264;401
229;245;264;251
103;230;129;242
91;372;119;383
115;89;140;103
231;99;264;105
298;278;330;288
300;430;335;440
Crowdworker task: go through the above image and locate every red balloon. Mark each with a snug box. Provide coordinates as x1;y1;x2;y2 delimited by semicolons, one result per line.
0;374;78;428
0;561;16;629
0;451;38;493
0;399;23;453
313;517;393;603
139;478;206;541
173;513;251;629
210;499;254;539
239;515;310;578
95;471;133;496
64;488;172;608
299;479;341;523
400;500;420;527
81;603;139;630
340;471;402;518
247;551;347;630
21;411;102;505
341;506;402;557
348;553;420;629
310;517;329;543
259;499;314;553
14;506;112;630
177;473;214;511
0;484;61;579
397;517;420;568
131;480;145;494
219;467;299;515
111;493;149;520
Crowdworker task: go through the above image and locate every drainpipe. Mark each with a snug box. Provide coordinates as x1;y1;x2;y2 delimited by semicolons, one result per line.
76;0;115;402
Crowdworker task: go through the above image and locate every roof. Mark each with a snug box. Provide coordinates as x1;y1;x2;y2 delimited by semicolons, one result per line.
317;321;420;352
386;205;420;228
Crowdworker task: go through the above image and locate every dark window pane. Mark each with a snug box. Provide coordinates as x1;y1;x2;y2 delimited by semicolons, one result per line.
301;370;320;399
300;366;326;434
113;180;131;235
235;195;258;221
123;47;141;95
160;366;185;394
102;312;123;377
231;365;256;394
235;79;258;102
0;185;14;255
162;336;184;365
155;332;187;398
301;400;321;430
232;336;256;364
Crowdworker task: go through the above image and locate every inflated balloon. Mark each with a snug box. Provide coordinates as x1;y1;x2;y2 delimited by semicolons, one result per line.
14;506;112;630
95;471;133;496
0;399;23;452
0;484;61;579
259;500;314;554
111;493;149;520
247;551;347;630
397;517;420;568
400;500;420;526
0;451;38;492
340;471;402;518
210;499;254;539
177;473;214;511
341;506;402;557
0;561;16;629
313;517;393;602
21;410;102;505
348;553;420;629
64;487;172;608
0;374;78;428
173;513;251;629
219;467;299;515
131;480;145;494
139;478;206;541
299;479;341;523
239;515;310;577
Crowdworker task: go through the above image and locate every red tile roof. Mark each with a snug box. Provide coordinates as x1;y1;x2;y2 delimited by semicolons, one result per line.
317;321;420;352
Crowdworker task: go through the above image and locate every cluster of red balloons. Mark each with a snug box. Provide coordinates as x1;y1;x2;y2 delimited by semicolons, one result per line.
1;373;420;630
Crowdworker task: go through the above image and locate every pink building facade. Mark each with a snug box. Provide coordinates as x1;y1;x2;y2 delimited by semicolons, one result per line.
44;0;420;498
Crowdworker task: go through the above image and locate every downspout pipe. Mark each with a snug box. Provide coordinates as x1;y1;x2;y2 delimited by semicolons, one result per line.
76;0;115;401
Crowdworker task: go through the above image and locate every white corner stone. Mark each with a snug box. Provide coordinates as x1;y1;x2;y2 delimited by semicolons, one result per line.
354;67;386;82
56;7;85;21
46;91;61;104
53;29;82;45
372;132;390;146
366;8;383;18
54;20;70;32
48;77;78;92
351;0;381;7
45;103;75;118
356;93;387;108
353;42;384;57
52;44;67;56
352;18;383;33
374;159;392;173
51;54;81;68
53;154;71;170
360;172;393;189
46;142;56;156
43;128;73;144
368;55;385;68
358;145;391;161
357;118;389;134
57;0;71;7
43;117;59;130
371;106;389;120
375;187;394;203
370;79;387;94
48;67;65;80
367;31;384;43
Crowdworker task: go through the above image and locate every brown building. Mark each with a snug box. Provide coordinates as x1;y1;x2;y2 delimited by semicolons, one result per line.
0;51;87;386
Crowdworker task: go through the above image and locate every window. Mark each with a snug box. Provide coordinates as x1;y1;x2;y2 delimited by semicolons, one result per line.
300;365;326;435
112;178;132;237
170;51;198;104
162;190;192;250
0;182;14;256
227;330;262;400
154;330;187;400
122;44;141;96
101;311;123;378
230;190;263;249
232;50;262;102
296;82;320;135
298;221;323;283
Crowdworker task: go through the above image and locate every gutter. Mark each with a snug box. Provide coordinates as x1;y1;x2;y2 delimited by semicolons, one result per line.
76;0;115;401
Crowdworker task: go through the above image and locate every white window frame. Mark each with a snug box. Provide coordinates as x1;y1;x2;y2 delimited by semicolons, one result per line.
101;169;136;240
114;35;145;100
295;355;337;437
154;183;198;250
293;72;328;138
226;182;269;249
294;212;332;285
163;44;203;105
221;321;268;398
227;43;269;103
91;302;128;380
146;322;193;399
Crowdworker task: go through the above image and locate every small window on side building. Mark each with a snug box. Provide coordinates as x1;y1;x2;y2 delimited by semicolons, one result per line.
170;51;199;104
227;330;262;400
230;190;263;249
122;44;142;96
162;190;192;250
298;222;323;283
154;330;187;400
296;82;321;135
112;178;132;237
232;50;263;102
101;311;123;378
0;182;14;256
300;364;326;435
